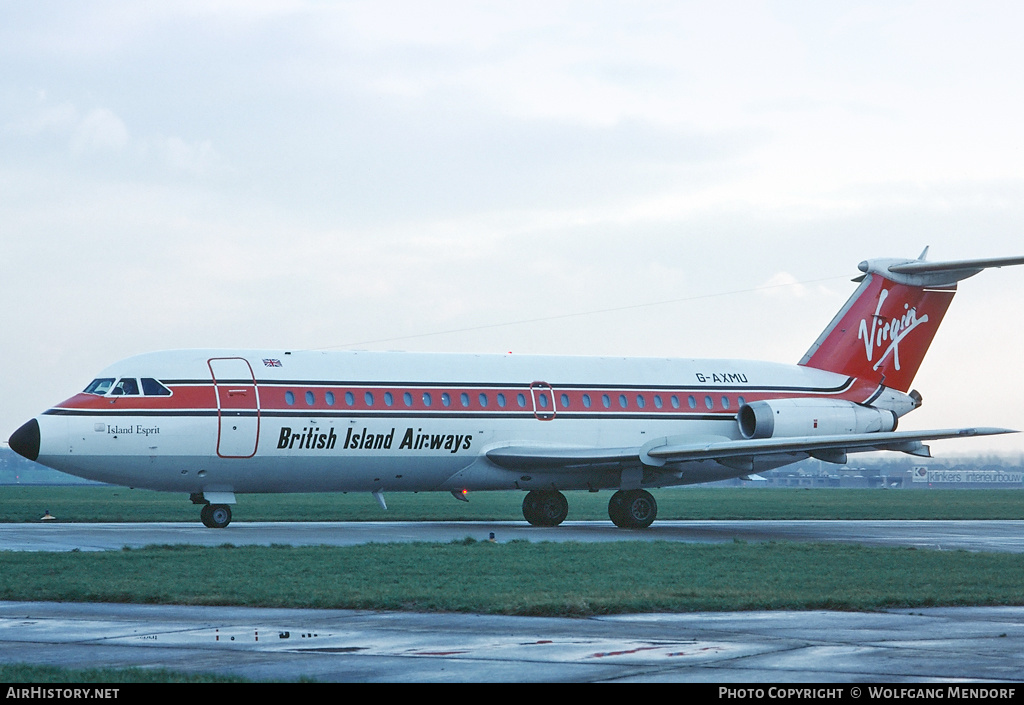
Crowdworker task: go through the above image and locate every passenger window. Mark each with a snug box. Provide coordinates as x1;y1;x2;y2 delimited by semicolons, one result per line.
141;378;171;396
84;378;116;395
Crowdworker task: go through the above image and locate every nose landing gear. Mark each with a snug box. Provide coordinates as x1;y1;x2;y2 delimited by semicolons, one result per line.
191;492;235;528
200;504;232;529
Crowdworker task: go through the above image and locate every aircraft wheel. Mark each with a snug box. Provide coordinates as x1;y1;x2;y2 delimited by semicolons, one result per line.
522;490;568;527
608;489;657;529
201;504;232;529
608;491;628;527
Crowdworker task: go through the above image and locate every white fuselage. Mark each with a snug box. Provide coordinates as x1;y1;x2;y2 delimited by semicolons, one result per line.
34;348;874;496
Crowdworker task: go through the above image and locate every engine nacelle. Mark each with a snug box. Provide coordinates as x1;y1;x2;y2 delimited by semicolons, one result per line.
738;398;897;439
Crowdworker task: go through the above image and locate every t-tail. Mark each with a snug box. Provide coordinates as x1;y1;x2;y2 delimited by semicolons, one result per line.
799;249;1024;392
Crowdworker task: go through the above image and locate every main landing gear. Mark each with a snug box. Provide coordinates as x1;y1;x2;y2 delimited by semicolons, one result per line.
521;488;658;529
522;490;569;527
608;489;657;529
200;503;232;529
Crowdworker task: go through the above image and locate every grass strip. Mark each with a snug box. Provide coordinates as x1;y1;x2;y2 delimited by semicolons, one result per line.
2;486;1023;523
2;541;1022;616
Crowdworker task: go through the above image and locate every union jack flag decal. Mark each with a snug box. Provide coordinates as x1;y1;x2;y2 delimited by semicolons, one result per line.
263;359;283;367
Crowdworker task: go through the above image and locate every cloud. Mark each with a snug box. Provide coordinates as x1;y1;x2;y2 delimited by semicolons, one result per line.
69;107;129;154
158;136;225;175
3;2;1024;453
758;272;807;299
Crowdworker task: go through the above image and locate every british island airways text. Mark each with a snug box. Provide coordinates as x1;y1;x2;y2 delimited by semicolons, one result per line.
277;426;473;453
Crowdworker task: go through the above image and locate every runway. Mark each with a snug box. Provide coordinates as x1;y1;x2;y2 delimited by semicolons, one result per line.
2;520;1023;682
2;519;1024;553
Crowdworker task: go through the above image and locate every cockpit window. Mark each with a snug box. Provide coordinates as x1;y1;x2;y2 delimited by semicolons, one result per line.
141;378;172;396
84;377;171;396
84;378;116;395
111;378;140;395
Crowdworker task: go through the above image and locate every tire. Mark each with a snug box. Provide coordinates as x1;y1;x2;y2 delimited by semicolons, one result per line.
202;504;232;529
522;490;568;527
608;489;657;529
608;490;629;528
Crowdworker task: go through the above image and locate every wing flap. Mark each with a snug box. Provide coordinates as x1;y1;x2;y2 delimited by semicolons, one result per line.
485;445;640;470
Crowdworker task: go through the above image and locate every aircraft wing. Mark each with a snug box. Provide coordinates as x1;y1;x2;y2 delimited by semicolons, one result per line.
485;427;1016;471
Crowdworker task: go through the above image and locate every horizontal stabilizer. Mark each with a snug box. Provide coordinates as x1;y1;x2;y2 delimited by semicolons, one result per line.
861;254;1024;287
886;255;1024;275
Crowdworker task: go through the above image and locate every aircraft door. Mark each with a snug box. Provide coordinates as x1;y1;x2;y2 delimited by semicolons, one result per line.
209;357;260;458
530;381;557;421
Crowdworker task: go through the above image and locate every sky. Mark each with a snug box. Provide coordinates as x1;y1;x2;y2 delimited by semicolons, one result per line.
3;1;1024;455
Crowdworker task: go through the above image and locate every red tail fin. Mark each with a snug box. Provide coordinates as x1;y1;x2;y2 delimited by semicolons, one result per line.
799;254;1024;392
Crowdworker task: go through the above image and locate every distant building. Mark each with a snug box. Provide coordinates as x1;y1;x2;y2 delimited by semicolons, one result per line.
907;466;1024;489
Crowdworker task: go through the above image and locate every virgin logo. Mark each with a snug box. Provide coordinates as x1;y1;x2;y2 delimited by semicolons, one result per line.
858;288;928;372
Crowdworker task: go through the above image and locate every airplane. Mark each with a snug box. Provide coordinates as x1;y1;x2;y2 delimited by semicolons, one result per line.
7;251;1024;529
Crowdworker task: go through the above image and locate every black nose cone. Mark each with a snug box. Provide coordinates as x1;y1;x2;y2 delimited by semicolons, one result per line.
8;419;40;462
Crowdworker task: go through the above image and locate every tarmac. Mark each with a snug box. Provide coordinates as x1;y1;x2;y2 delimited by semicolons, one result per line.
2;518;1024;552
1;520;1022;683
1;601;1022;683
